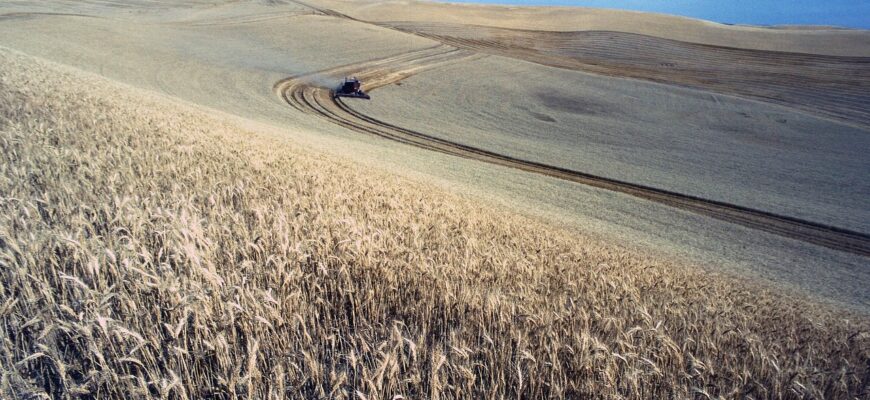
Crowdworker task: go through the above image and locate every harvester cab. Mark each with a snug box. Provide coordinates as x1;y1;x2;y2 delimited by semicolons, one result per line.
333;77;370;100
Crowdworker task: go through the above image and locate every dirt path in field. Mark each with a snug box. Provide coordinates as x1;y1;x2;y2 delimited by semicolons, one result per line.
275;46;870;257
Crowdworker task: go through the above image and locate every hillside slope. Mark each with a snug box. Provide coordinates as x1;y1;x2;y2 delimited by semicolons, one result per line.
316;0;870;56
2;48;868;399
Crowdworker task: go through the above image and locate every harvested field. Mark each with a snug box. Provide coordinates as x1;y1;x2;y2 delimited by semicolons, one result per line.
275;48;870;256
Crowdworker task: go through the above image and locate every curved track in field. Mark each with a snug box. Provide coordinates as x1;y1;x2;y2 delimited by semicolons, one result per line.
275;46;870;257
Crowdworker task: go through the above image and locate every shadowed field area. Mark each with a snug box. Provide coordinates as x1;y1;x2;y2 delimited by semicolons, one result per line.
383;22;870;127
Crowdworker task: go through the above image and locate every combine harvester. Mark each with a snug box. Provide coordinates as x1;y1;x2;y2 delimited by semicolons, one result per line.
333;77;370;99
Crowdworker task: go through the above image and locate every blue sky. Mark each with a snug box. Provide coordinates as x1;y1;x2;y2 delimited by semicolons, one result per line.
439;0;870;29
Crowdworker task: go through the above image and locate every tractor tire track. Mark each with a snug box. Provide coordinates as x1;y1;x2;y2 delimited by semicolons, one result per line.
275;47;870;257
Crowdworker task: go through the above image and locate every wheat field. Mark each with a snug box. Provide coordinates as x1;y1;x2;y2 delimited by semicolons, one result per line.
0;48;868;399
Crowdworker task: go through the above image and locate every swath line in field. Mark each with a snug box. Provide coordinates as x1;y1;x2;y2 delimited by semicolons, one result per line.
274;48;870;257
